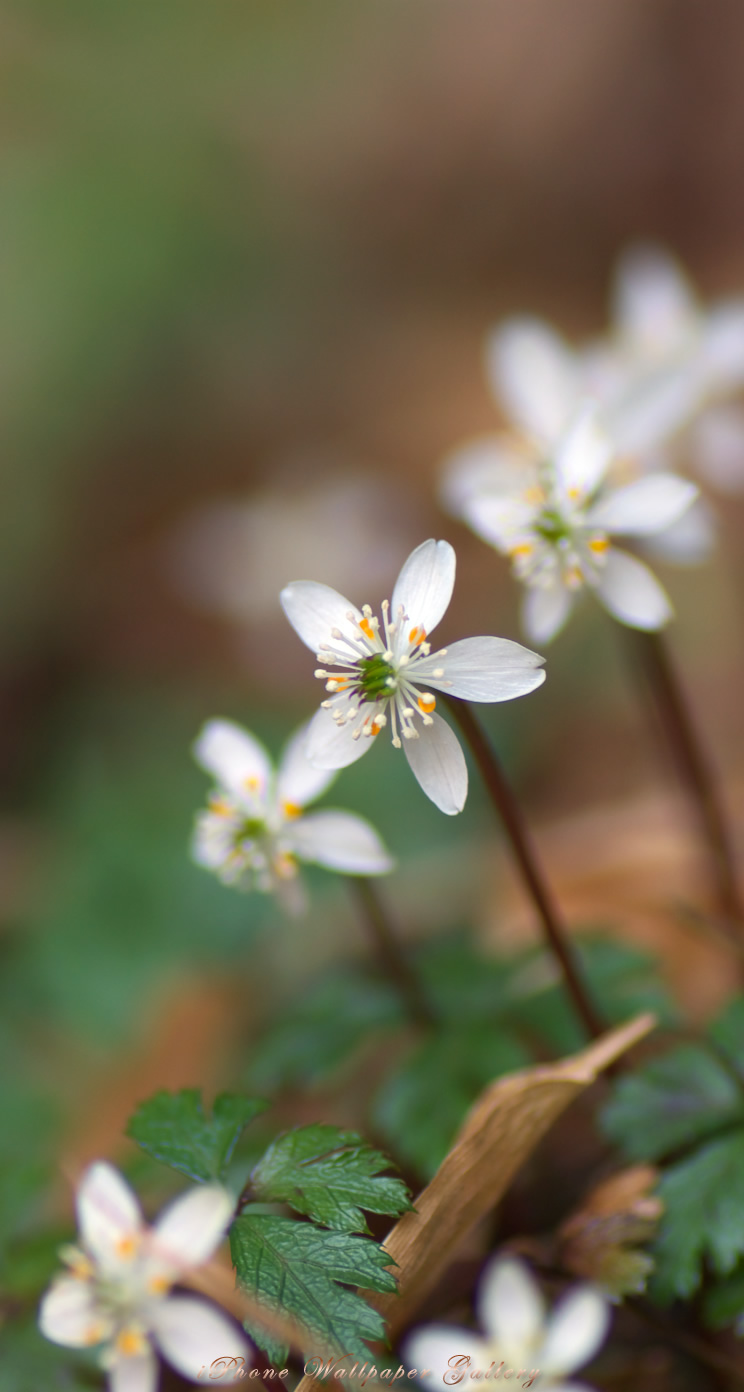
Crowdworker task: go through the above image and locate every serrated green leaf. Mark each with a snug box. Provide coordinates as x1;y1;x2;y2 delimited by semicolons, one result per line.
230;1214;396;1360
127;1089;268;1182
242;1317;289;1368
651;1132;744;1301
600;1045;744;1162
701;1265;744;1331
252;1125;412;1233
373;1025;530;1181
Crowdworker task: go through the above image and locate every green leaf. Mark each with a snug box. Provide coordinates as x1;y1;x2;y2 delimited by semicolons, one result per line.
127;1089;268;1182
702;1265;744;1331
246;969;403;1092
373;1025;530;1181
600;1045;744;1162
230;1214;396;1360
252;1125;412;1233
710;998;744;1078
651;1132;744;1300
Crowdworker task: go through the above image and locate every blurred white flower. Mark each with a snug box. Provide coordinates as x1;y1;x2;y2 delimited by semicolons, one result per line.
484;245;744;496
39;1162;248;1391
192;718;394;911
280;539;545;816
404;1255;610;1392
451;409;697;643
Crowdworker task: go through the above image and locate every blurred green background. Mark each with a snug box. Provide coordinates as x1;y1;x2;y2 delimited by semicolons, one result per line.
3;1;744;1383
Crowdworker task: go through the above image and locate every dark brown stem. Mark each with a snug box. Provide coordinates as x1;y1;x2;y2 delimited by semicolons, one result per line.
447;699;606;1043
632;628;744;942
349;876;436;1029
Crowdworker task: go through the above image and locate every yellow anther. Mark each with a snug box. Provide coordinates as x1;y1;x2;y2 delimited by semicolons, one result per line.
509;542;534;559
208;796;233;818
370;718;384;736
567;486;583;501
408;625;427;646
115;1234;138;1260
148;1274;171;1295
243;776;260;792
417;694;436;715
282;801;302;819
588;536;609;554
116;1328;147;1357
359;617;375;642
523;486;545;505
274;853;298;880
85;1325;106;1346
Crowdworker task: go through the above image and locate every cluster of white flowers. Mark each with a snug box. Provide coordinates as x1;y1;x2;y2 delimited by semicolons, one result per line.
39;1163;249;1391
404;1254;610;1392
443;245;744;642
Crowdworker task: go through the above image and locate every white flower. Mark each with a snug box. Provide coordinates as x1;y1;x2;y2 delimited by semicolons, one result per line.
450;409;697;644
404;1255;610;1392
483;245;744;496
280;539;545;816
38;1162;249;1391
192;717;394;910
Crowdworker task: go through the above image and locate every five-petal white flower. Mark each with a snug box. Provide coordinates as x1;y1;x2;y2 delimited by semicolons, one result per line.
38;1162;249;1391
404;1255;610;1392
192;717;394;910
448;408;698;644
280;540;546;816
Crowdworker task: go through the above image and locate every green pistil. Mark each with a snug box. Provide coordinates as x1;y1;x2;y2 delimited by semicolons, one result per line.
534;507;571;545
357;653;396;702
239;818;265;841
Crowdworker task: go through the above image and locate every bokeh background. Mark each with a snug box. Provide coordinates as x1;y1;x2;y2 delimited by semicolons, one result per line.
4;1;744;1384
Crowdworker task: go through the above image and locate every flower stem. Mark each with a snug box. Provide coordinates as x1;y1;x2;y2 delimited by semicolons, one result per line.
349;876;436;1028
631;628;744;942
446;699;606;1042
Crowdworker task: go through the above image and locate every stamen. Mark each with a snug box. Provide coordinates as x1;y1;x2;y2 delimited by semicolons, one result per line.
282;801;302;819
359;617;375;642
588;536;609;554
417;694;436;715
409;625;427;646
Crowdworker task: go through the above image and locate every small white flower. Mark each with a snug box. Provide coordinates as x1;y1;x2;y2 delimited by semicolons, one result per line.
450;408;698;644
38;1162;249;1391
192;717;394;910
404;1255;610;1392
280;539;545;816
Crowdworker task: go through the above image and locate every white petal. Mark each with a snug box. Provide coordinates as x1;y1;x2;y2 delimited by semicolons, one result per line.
109;1351;158;1392
522;584;574;644
402;1326;490;1391
402;712;467;815
605;360;700;455
478;1257;545;1360
390;540;455;635
193;721;272;807
276;721;336;810
555;409;612;500
540;1287;610;1377
488;318;580;441
304;706;374;771
287;809;394;875
702;301;744;390
440;436;532;515
461;491;538;551
280;580;362;654
152;1296;252;1384
596;548;672;630
38;1277;111;1347
586;473;697;536
416;637;545;703
76;1162;142;1269
151;1185;233;1273
693;404;744;494
191;811;237;871
614;244;698;354
643;497;716;565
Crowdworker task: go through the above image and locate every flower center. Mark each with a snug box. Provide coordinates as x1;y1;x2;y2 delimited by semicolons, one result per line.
357;653;397;701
